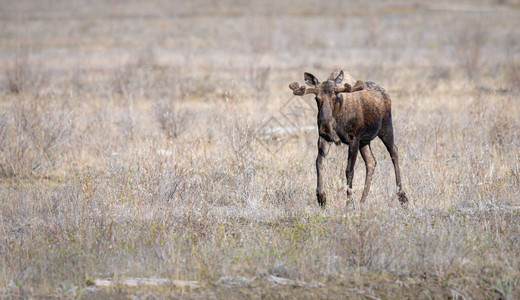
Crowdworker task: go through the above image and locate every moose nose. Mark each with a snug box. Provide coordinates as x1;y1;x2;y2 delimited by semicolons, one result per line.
319;120;335;135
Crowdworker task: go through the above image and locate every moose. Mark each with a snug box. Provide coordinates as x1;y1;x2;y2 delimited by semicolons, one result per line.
289;70;408;208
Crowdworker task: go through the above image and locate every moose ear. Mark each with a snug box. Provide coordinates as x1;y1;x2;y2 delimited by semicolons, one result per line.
304;72;319;87
334;70;344;85
351;80;365;92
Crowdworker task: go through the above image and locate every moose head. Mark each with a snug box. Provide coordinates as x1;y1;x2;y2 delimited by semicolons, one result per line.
289;70;365;145
289;70;365;96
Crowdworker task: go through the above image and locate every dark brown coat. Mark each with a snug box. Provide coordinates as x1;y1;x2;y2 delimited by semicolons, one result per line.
289;71;408;208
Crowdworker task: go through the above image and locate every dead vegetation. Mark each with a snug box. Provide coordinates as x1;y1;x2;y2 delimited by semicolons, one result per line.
0;0;520;298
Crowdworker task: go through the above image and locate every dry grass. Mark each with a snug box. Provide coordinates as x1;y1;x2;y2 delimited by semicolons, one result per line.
1;0;520;298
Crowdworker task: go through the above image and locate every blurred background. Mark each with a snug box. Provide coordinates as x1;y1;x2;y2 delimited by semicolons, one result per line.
2;0;519;99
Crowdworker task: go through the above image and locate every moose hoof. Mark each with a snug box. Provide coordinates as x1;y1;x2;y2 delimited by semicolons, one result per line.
317;193;327;208
397;191;408;209
345;198;355;210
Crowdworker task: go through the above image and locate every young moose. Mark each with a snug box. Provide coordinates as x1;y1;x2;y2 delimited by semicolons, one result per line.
289;70;408;208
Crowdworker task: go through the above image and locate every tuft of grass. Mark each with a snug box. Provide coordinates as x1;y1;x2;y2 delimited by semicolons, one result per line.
0;95;74;178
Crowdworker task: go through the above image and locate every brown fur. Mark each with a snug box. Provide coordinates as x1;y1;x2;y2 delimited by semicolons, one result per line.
289;70;408;208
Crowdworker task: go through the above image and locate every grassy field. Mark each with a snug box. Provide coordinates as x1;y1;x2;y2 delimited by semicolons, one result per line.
1;0;520;298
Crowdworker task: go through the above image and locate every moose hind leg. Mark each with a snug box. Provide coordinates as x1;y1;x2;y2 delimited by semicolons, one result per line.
316;137;331;208
379;131;408;205
359;144;376;203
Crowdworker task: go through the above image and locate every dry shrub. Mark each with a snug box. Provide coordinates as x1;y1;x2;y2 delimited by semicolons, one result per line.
247;66;270;96
112;52;216;101
112;47;175;99
176;62;218;100
505;33;520;92
507;60;520;92
0;96;74;177
452;22;487;80
4;54;48;95
222;119;260;205
153;99;195;140
248;23;273;54
111;49;156;99
428;65;452;85
367;12;381;47
105;146;187;206
223;117;258;171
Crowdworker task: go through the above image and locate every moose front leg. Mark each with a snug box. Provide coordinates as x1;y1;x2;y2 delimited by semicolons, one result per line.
316;137;331;207
345;137;360;207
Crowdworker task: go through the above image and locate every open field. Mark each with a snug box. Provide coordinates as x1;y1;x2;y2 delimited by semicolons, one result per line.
1;0;520;298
